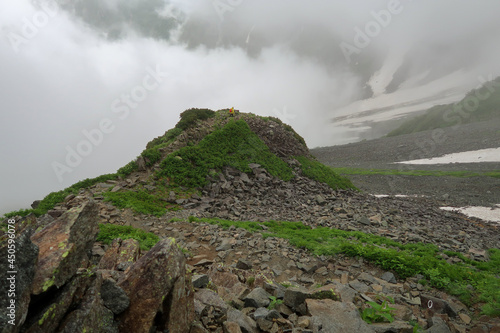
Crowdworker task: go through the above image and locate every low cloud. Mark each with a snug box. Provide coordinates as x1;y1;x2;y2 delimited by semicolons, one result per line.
1;0;500;214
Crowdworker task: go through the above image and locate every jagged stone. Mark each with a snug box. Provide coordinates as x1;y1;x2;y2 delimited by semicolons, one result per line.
117;238;194;333
244;287;271;308
223;321;243;333
0;215;38;330
227;308;259;333
236;259;253;270
381;271;397;284
306;299;375;333
57;272;118;333
370;320;414;333
98;238;140;271
284;287;310;312
192;274;210;288
22;273;92;333
100;278;130;315
30;201;99;295
428;316;452;333
420;295;458;318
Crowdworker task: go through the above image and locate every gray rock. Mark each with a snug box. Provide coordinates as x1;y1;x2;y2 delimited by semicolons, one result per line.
427;316;451;333
381;272;397;284
227;308;259;333
252;307;269;320
266;310;281;320
244;288;271;308
370;320;413;333
315;195;326;205
192;274;210;289
236;259;252;270
357;272;377;284
420;295;457;318
284;287;310;312
100;278;130;314
0;215;38;329
306;299;374;333
217;239;233;252
349;280;370;293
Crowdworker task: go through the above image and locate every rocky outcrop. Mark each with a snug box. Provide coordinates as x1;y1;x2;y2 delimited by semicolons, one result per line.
1;200;196;333
30;201;99;295
117;238;194;333
0;215;38;333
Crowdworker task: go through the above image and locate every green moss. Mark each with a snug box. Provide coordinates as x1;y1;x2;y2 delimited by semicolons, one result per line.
175;108;215;131
42;276;55;292
103;190;169;217
295;155;356;190
191;217;500;317
157;119;293;188
38;304;57;325
96;224;160;251
3;173;119;219
62;251;69;258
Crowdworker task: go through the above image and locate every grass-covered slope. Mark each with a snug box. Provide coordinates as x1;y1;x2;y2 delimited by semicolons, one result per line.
3;109;354;219
388;76;500;137
191;217;500;316
157;119;294;187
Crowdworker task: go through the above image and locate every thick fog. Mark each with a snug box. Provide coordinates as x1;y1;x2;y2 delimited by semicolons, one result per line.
1;0;500;214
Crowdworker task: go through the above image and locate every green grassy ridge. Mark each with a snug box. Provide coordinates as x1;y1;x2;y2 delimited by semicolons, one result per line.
296;156;357;190
157;119;295;188
387;77;500;137
101;182;191;217
103;190;170;217
333;167;500;179
3;173;119;219
190;217;500;316
96;223;159;251
3;110;354;219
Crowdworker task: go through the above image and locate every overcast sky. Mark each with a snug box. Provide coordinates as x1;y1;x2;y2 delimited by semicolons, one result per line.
1;0;500;214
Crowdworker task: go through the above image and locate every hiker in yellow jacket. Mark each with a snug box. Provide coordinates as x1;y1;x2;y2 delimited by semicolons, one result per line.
229;107;235;116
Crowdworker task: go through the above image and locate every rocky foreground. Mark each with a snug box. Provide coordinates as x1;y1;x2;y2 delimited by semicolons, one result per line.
2;162;499;333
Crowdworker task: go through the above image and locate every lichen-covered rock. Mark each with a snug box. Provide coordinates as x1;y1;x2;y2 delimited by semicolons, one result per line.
22;274;91;333
98;238;140;271
100;278;130;315
0;215;38;333
57;272;118;333
117;238;194;333
30;201;99;295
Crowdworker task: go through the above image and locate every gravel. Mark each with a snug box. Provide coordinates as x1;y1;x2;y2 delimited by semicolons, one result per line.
311;120;500;207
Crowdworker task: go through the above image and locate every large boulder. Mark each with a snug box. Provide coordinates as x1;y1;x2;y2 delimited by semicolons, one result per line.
22;274;92;333
56;272;118;333
30;201;99;295
98;238;140;271
117;238;194;333
0;215;38;333
306;299;375;333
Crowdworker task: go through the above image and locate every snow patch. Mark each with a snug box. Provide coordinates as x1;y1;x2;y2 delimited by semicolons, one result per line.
396;148;500;165
440;205;500;224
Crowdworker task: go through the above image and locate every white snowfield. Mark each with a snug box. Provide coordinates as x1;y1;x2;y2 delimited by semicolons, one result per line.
374;195;500;224
396;148;500;164
441;205;500;224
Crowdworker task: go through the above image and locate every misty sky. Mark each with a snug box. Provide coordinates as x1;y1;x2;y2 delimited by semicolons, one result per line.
1;0;500;214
